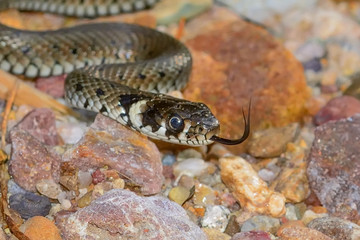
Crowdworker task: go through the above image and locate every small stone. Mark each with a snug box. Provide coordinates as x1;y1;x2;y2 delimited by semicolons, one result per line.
248;123;299;158
178;174;196;189
59;175;78;192
21;216;61;240
303;58;322;72
77;191;93;208
62;114;162;195
9;192;51;220
307;114;360;217
314;96;360;125
36;179;63;199
308;217;360;240
201;205;230;232
177;148;203;161
168;186;191;205
202;228;231;240
56;122;87;145
231;231;271;240
285;204;299;221
162;154;176;165
277;220;305;236
91;169;105;184
56;189;207;239
77;170;92;189
241;215;280;235
173;158;209;178
301;210;328;225
295;40;325;63
9;130;60;192
112;178;125;189
220;156;286;217
14;108;59;146
193;183;216;206
278;226;332;240
224;215;241;236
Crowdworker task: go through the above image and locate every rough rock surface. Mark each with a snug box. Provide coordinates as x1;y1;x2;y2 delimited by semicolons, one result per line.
314;96;360;125
278;226;332;240
184;6;310;153
56;189;207;240
9;130;60;192
62;114;162;195
13;108;59;146
307;114;360;217
9;192;51;220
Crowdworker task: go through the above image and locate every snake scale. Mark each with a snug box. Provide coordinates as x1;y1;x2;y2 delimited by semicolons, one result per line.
0;0;250;146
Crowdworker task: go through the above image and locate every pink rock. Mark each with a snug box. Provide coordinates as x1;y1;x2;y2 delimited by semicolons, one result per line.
231;231;271;240
9;130;60;192
92;169;105;184
56;189;207;240
14;108;59;146
62;114;163;195
35;75;66;98
314;96;360;125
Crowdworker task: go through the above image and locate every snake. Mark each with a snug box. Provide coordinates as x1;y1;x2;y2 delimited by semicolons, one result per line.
0;0;250;146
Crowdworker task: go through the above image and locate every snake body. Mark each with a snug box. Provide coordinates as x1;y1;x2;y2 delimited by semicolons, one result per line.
0;0;250;146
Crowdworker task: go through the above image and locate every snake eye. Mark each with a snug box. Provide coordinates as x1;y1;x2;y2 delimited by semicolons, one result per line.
169;114;184;131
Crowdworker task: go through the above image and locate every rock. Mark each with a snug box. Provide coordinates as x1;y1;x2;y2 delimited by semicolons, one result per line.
301;210;328;225
247;123;299;158
9;192;51;220
202;228;231;240
36;179;63;199
277;220;305;236
220;156;286;217
77;170;92;189
168;186;191;205
92;169;106;184
278;226;332;240
162;154;176;166
285;204;300;221
35;75;66;98
21;216;62;240
56;189;207;239
56;122;87;145
173;158;210;178
193;183;216;206
201;205;231;232
314;96;360;125
295;40;326;63
231;231;271;240
308;217;360;240
13;108;59;146
9;130;60;192
241;215;280;235
62;114;162;195
307;114;360;217
177;148;203;161
224;215;241;236
184;6;310;153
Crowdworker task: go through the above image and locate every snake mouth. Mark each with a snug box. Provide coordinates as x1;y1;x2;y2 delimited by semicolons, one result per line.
210;101;251;145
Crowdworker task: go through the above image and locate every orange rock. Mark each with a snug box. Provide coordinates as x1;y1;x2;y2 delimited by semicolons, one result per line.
184;6;310;153
310;206;328;214
277;220;305;236
278;226;332;240
22;216;62;240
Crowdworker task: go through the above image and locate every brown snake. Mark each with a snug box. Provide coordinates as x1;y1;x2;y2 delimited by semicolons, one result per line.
0;0;250;146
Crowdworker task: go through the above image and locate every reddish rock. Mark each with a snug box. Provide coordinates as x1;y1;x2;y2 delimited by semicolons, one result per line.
308;217;360;240
9;130;60;192
22;216;62;240
278;226;332;240
314;96;360;125
35;75;66;98
91;169;106;184
14;108;59;146
184;7;310;153
307;114;360;217
230;231;271;240
56;189;207;240
62;114;162;195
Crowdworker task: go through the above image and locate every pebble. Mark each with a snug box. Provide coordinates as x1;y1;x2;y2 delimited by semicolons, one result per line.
56;189;207;239
59;175;78;192
202;228;231;240
36;179;63;199
231;231;271;240
77;170;92;189
301;210;328;225
112;178;125;189
173;158;210;178
193;183;216;206
307;114;360;217
277;226;332;240
241;215;280;235
201;205;231;232
168;186;191;205
295;40;326;63
220;156;286;217
9;130;60;192
13;108;59;146
77;191;93;208
9;192;51;220
308;217;360;240
247;123;299;158
62;114;163;195
162;154;176;165
56;121;87;145
224;215;240;236
314;96;360;125
21;216;62;240
285;204;299;221
91;169;105;184
177;148;203;161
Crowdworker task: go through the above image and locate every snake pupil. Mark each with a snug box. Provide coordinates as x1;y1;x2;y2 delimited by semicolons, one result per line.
169;115;184;131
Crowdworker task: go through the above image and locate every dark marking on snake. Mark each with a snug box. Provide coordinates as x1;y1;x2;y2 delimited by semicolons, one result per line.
99;105;107;113
158;71;165;78
84;99;89;109
138;73;146;80
96;88;105;97
75;83;83;91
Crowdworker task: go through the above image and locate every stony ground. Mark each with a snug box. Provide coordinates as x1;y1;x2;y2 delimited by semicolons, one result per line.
0;0;360;239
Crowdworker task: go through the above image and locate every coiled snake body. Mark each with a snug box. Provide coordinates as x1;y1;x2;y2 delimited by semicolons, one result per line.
0;0;250;146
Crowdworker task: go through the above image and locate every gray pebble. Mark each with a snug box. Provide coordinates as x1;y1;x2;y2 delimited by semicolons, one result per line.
9;192;51;219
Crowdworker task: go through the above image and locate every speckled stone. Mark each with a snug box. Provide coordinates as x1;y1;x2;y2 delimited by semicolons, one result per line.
231;231;271;240
62;114;162;195
9;130;60;192
184;6;310;153
241;215;280;235
308;217;360;240
307;114;360;217
21;216;62;240
9;192;51;220
56;189;207;239
278;226;332;240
